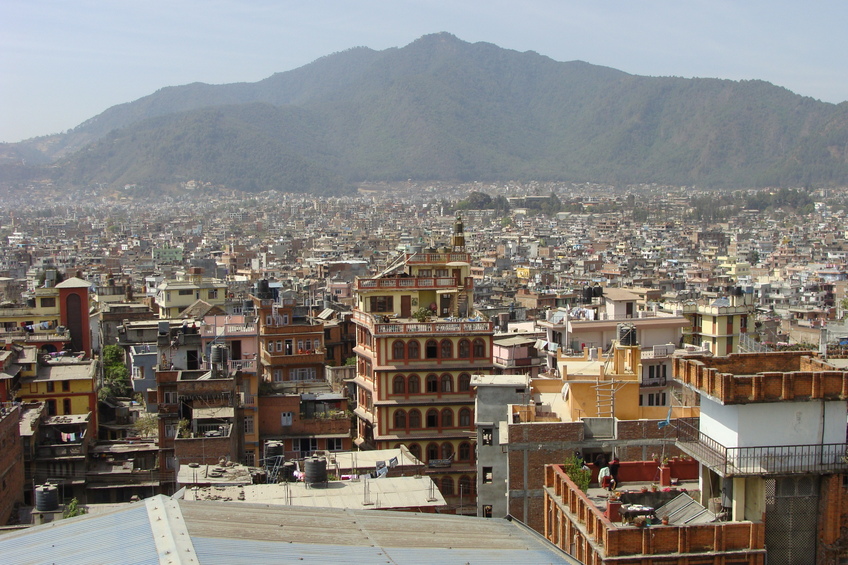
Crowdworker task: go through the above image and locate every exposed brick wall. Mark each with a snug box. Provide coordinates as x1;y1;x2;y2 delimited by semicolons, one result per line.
174;434;238;465
675;353;848;404
0;406;24;525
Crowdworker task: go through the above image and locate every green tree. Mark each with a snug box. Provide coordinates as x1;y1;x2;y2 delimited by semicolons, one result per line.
133;413;159;438
562;454;591;492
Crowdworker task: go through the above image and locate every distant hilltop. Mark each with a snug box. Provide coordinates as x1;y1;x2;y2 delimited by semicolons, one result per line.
3;32;848;194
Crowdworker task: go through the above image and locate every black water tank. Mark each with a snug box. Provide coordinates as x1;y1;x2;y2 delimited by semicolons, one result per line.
35;484;59;512
264;441;283;461
304;457;328;485
583;287;593;304
593;285;604;298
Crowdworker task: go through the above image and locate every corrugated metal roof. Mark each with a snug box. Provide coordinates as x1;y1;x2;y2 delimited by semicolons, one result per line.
0;502;158;565
0;496;578;564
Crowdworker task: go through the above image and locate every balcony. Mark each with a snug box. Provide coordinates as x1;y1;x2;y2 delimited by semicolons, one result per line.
353;310;493;335
640;376;667;387
261;349;324;365
676;419;848;477
355;277;460;291
200;323;256;337
36;442;85;459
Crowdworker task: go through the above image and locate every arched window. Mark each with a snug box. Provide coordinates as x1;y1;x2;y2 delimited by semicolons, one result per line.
441;442;453;460
407;374;420;394
441;408;453;428
426;374;438;393
440;339;452;359
441;476;454;495
407;340;420;359
392;375;405;394
473;338;486;358
458;373;471;392
440;374;453;392
392;340;405;360
408;443;421;460
459;407;472;427
459;475;474;497
458;442;471;461
393;410;407;430
426;339;438;359
408;409;421;429
426;442;439;462
458;339;470;358
426;409;439;428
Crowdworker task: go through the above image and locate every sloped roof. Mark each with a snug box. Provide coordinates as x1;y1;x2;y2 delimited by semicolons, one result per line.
0;495;578;565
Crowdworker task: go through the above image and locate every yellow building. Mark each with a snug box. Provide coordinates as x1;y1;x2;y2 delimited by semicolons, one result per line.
15;348;98;428
351;217;493;511
672;293;754;356
154;268;227;319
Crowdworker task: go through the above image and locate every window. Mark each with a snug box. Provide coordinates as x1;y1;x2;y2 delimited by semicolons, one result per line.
408;410;421;429
166;456;178;470
62;398;72;414
281;412;293;426
208;289;218;300
62;380;70;392
407;374;420;394
165;423;178;438
441;442;453;459
46;382;55;393
459;475;473;497
482;467;493;484
273;369;283;382
41;297;56;308
178;289;193;296
392;340;405;360
392;375;405;394
426;409;439;428
393;410;407;429
426;374;438;393
482;427;493;445
440;339;452;359
408;443;421;460
243;451;255;466
425;340;438;359
294;438;318;455
275;340;283;352
441;408;453;428
426;443;439;462
327;438;343;451
441;476;454;495
285;340;293;355
459;408;472;427
164;390;178;404
440;374;452;392
458;374;471;392
369;296;393;313
459;442;471;461
407;340;420;359
244;415;254;434
290;368;317;381
458;339;470;358
473;338;486;358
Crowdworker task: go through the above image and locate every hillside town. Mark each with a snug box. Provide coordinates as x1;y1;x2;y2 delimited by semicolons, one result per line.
1;182;848;564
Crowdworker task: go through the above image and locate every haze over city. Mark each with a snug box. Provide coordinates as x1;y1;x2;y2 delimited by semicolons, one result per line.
2;0;848;143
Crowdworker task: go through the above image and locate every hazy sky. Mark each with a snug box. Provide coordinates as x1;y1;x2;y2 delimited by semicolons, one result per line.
2;0;846;143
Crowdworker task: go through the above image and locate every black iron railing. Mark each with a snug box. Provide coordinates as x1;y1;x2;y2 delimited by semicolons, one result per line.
676;419;848;476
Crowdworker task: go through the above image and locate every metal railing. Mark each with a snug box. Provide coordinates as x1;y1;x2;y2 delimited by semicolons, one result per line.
676;419;848;476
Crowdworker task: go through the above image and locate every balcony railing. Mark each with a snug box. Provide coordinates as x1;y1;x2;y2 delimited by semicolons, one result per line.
676;419;848;476
353;310;493;335
355;277;459;290
200;323;256;337
640;376;667;387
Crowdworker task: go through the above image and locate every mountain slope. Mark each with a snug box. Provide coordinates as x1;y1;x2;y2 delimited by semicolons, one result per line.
5;32;848;192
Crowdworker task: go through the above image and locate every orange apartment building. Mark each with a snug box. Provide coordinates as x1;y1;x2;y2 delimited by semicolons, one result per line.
351;218;494;511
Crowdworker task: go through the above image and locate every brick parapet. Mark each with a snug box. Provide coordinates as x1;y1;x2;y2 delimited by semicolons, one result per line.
544;463;766;563
674;352;848;404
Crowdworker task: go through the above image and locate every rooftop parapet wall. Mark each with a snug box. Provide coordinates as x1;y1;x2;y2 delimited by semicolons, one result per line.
544;464;766;562
674;353;848;404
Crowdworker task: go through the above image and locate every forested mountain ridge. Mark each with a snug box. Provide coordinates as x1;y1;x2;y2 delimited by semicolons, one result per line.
3;32;848;194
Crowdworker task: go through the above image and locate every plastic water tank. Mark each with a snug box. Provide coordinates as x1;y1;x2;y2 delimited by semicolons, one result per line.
35;484;59;512
264;441;283;461
304;457;328;485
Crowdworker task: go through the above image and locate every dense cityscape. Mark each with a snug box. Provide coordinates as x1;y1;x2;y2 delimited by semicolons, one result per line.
0;179;846;563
